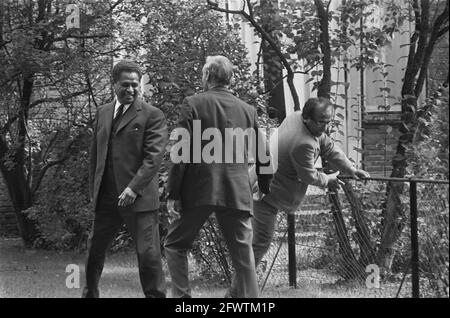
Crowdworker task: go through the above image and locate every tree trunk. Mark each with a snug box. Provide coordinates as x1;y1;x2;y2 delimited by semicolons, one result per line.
261;0;286;122
377;94;417;268
0;146;37;245
315;0;331;98
0;74;38;245
377;180;408;270
373;4;448;267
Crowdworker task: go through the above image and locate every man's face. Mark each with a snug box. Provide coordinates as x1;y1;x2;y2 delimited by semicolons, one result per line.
114;72;140;105
305;106;334;137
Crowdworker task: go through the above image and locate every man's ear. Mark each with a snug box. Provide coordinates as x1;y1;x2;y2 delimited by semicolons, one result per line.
230;74;235;86
137;82;143;96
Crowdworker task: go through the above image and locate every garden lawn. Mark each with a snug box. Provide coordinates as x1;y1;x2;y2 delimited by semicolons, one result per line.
0;237;408;298
0;237;226;298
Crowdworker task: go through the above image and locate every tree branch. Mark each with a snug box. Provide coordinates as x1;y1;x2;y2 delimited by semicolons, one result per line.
415;0;449;97
206;0;245;14
85;72;99;109
31;158;64;197
207;0;300;110
30;135;81;196
402;0;422;95
1;114;19;135
80;46;129;56
52;33;113;42
28;89;89;109
246;0;254;17
108;0;126;14
41;131;62;166
315;0;331;98
256;41;263;87
259;70;315;95
437;24;449;38
411;0;430;77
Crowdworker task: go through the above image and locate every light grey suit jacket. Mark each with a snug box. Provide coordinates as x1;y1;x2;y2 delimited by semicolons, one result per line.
263;111;354;213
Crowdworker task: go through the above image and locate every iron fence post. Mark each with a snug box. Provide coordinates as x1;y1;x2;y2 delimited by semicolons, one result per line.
410;181;419;298
287;214;297;288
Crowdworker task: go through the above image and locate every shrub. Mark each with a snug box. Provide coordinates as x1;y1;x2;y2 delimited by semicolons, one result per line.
25;130;92;251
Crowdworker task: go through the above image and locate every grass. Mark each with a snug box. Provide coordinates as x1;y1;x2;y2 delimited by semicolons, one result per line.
0;237;226;298
0;237;413;298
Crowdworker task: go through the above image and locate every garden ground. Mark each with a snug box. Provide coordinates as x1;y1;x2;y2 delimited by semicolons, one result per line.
0;237;227;298
0;237;412;298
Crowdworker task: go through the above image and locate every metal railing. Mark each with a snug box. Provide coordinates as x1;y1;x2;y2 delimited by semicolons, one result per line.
260;176;449;298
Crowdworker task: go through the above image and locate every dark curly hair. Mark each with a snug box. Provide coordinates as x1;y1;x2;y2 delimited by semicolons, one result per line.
112;60;142;83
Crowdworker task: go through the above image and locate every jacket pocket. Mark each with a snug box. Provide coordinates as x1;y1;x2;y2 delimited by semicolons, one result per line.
126;127;141;133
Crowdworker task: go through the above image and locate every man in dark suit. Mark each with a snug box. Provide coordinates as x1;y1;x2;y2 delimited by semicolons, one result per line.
82;60;168;298
164;55;271;298
228;97;370;296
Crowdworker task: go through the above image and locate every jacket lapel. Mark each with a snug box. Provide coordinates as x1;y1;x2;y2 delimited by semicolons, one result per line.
116;97;141;134
101;101;115;141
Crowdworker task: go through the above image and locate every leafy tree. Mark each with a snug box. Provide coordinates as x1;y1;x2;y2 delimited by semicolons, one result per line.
0;0;138;245
378;0;449;270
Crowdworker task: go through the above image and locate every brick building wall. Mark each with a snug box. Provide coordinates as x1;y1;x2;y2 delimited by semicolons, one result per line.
0;172;19;236
362;34;448;177
362;112;402;177
429;33;449;85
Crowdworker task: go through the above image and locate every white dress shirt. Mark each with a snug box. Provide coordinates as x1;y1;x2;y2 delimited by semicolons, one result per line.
114;99;131;119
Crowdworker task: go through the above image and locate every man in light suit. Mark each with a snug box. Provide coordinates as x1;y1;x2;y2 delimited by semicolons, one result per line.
164;55;271;298
82;60;168;298
228;97;370;296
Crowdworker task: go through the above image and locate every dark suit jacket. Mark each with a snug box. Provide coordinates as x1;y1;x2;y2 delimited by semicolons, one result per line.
166;87;270;212
89;97;168;212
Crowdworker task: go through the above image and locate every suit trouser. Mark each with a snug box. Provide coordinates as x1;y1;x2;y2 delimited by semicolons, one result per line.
82;200;166;298
164;205;259;298
228;198;278;297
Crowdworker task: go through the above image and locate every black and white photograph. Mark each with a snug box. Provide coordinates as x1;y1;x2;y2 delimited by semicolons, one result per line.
0;0;448;304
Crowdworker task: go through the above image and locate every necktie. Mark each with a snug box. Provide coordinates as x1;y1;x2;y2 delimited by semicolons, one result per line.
112;104;124;133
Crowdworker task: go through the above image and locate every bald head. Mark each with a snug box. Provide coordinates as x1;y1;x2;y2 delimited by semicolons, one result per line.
302;97;333;120
302;97;335;137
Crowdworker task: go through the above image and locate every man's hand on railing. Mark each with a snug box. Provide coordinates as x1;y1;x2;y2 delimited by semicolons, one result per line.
349;168;370;180
328;171;344;192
